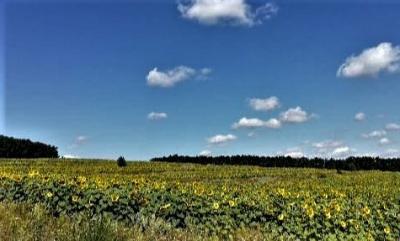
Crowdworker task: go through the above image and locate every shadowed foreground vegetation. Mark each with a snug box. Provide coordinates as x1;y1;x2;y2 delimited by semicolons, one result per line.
0;202;291;241
0;159;399;240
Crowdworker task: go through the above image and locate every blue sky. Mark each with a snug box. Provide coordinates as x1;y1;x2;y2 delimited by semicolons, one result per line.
3;0;400;159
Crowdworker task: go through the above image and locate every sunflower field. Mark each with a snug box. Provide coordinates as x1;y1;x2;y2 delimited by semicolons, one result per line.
0;159;399;240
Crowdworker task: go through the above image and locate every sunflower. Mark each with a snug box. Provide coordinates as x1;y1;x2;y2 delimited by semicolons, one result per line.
212;202;219;210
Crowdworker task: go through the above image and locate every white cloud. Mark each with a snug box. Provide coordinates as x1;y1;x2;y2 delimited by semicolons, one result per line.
264;118;282;128
379;137;390;145
76;136;88;144
385;123;400;131
337;42;400;78
232;117;265;129
207;134;237;144
284;151;304;158
178;0;278;26
232;117;281;129
249;97;280;111
147;112;168;120
362;130;387;138
279;106;311;123
146;66;210;87
68;136;88;149
354;112;366;121
62;154;79;159
310;140;355;158
279;147;304;158
312;140;343;150
199;150;212;156
331;146;352;158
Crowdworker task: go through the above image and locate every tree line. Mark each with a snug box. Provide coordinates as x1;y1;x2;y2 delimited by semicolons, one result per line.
0;135;59;158
151;154;400;172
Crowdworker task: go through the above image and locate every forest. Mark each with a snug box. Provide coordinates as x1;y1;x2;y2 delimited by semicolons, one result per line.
151;154;400;172
0;135;59;158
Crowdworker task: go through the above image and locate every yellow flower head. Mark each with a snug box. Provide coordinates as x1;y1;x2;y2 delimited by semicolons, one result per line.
212;202;219;210
306;207;315;219
325;211;331;219
28;170;39;177
362;206;371;215
72;195;79;202
384;226;391;234
111;194;120;202
228;200;235;207
278;213;285;221
340;221;347;229
46;192;53;198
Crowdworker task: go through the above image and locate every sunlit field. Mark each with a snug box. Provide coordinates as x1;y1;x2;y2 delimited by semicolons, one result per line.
0;159;399;241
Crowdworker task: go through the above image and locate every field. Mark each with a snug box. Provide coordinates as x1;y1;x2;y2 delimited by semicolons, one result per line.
0;159;399;241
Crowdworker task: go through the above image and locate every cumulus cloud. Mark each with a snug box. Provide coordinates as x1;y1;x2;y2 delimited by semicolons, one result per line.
385;123;400;131
232;117;281;129
207;134;237;144
337;42;400;78
146;66;211;87
354;112;366;121
147;112;168;120
178;0;278;26
310;139;355;158
362;130;387;138
199;150;212;156
284;151;304;158
279;107;311;123
232;117;265;129
264;118;282;128
278;147;304;158
379;137;390;145
249;97;280;111
331;146;353;158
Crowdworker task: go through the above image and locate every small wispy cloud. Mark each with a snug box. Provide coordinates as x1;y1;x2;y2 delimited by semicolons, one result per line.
354;112;366;121
207;134;237;145
362;130;387;139
146;66;211;87
385;123;400;131
232;117;281;129
379;137;391;145
147;112;168;120
199;150;212;156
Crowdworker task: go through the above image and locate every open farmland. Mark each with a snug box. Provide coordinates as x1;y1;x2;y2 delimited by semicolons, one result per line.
0;159;399;240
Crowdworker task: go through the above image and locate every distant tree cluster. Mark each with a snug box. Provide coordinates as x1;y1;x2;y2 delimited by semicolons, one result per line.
0;135;59;158
151;154;400;172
